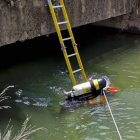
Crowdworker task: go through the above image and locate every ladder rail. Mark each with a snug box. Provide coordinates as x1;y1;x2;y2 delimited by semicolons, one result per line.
47;0;77;86
59;0;87;82
47;0;87;85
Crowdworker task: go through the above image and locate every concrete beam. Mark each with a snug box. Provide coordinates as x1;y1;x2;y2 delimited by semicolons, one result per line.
93;0;140;33
0;0;132;46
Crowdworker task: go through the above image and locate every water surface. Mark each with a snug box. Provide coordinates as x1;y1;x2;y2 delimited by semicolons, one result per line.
0;26;140;140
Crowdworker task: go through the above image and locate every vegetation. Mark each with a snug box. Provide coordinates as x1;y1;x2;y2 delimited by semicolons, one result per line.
0;86;46;140
0;86;14;109
0;116;46;140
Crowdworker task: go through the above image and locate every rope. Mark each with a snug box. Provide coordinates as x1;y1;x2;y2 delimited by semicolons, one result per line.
104;106;115;140
103;90;123;140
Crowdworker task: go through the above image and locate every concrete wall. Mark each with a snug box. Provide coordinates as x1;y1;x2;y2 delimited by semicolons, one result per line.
0;0;133;46
93;0;140;33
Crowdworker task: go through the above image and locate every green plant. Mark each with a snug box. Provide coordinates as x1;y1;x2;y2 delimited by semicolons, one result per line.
0;116;46;140
0;86;14;109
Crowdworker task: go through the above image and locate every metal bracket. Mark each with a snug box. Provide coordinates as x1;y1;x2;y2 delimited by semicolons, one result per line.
61;45;66;53
74;44;78;46
47;0;51;5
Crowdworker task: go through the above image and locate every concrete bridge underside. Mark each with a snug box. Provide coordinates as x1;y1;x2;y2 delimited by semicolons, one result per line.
0;0;138;46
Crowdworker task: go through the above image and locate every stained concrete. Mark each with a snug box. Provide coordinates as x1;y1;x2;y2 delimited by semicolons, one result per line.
0;0;134;46
93;0;140;33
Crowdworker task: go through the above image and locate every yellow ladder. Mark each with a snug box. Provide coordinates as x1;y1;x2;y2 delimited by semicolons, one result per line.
47;0;87;86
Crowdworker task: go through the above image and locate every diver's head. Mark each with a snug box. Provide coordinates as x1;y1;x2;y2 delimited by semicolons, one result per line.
98;78;106;89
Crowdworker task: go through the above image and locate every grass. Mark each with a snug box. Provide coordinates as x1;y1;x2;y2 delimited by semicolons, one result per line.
0;86;46;140
0;116;46;140
0;86;14;109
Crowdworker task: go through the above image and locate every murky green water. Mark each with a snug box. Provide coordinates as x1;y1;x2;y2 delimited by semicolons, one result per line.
0;26;140;140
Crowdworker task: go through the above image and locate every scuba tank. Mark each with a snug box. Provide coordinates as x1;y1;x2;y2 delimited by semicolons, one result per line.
65;78;106;101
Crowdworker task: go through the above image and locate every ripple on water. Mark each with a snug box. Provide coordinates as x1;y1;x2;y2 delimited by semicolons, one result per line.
127;75;137;78
87;121;98;126
123;135;139;139
98;116;108;120
84;137;101;140
99;126;110;130
100;132;108;136
126;130;136;133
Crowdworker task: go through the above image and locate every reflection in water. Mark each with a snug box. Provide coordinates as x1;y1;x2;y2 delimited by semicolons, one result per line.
0;26;140;139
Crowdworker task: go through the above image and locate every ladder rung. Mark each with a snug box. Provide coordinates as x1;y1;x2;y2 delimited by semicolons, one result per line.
73;69;82;74
53;5;63;9
68;53;77;57
63;37;72;41
58;21;68;25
